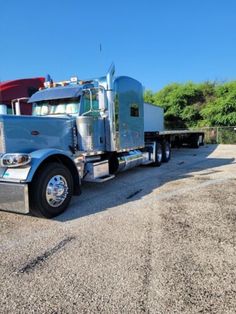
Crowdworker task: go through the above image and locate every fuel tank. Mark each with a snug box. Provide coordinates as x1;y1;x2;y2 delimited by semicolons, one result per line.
117;150;144;172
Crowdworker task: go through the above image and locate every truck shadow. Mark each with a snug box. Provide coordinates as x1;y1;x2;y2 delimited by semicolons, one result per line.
56;144;235;222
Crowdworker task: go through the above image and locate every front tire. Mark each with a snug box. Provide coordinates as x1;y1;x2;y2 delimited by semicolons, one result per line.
29;162;73;218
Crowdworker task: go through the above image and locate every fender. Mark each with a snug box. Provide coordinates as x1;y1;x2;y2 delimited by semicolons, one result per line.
26;148;80;182
0;149;79;183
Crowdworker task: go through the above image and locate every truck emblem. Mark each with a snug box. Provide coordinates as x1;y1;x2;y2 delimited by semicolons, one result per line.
31;130;40;136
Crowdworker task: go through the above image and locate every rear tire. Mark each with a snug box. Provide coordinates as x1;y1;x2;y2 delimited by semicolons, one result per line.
29;162;73;218
152;142;162;167
162;141;171;162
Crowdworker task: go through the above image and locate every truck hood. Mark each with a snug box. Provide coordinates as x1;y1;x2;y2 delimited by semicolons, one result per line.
0;114;74;154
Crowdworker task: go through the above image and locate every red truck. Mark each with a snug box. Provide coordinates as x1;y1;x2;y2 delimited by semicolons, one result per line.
0;77;44;115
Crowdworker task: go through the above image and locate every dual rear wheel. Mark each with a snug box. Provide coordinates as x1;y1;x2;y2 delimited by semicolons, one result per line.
152;141;171;167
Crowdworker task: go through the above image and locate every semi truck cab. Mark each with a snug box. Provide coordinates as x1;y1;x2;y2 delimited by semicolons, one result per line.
0;65;202;218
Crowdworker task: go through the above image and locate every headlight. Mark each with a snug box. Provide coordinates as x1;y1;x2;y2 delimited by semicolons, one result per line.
0;153;31;167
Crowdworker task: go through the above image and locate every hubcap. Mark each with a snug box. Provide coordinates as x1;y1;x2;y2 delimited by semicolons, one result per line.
46;175;68;207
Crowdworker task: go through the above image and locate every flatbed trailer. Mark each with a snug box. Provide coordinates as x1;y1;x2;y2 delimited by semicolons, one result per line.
143;102;204;148
143;130;204;168
157;130;204;148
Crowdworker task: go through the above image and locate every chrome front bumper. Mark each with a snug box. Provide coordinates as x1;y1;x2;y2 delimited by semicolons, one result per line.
0;182;29;214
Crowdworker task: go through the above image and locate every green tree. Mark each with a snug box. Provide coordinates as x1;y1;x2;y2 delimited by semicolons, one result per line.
200;83;236;126
144;80;236;129
144;90;156;104
155;82;205;128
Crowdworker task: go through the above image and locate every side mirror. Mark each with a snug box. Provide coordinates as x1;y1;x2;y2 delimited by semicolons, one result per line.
0;104;7;115
98;88;107;111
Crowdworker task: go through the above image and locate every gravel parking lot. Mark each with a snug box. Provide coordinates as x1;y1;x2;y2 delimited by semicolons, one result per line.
0;144;235;314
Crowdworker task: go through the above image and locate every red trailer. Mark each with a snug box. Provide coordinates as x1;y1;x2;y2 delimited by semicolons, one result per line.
0;77;44;115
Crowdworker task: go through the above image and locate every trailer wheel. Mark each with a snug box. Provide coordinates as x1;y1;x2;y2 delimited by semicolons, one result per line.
191;135;200;148
152;142;162;167
29;162;73;218
199;135;204;146
162;141;171;162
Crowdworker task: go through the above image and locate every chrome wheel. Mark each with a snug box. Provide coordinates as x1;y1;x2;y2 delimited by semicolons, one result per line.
46;175;68;207
152;142;162;167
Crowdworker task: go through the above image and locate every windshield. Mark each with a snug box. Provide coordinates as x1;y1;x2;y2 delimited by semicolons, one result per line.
32;97;80;116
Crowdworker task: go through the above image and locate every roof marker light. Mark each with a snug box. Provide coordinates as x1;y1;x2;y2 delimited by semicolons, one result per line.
70;76;78;84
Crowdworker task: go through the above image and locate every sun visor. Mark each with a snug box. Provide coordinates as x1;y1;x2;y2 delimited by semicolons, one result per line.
28;85;83;103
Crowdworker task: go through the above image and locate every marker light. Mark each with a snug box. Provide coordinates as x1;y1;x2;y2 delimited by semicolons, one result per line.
0;153;31;168
70;76;78;84
44;74;53;88
44;81;52;88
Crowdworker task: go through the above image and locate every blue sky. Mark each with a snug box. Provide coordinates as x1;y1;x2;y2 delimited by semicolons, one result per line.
1;0;236;91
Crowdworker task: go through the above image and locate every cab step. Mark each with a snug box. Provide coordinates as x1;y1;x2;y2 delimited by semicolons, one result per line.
84;174;115;183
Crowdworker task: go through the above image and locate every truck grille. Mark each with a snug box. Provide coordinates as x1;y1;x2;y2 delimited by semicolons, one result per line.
0;122;6;153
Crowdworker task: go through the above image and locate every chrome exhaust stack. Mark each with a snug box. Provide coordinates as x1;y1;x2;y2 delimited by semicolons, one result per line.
106;63;116;151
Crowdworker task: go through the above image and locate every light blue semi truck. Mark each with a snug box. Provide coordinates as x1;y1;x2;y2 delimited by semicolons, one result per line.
0;65;204;218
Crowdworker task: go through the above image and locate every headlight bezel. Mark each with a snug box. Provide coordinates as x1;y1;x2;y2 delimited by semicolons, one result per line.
0;153;31;168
